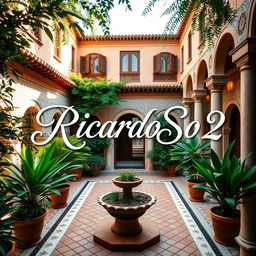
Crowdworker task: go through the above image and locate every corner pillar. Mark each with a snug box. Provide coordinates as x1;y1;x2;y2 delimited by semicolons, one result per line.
182;98;194;130
231;38;256;256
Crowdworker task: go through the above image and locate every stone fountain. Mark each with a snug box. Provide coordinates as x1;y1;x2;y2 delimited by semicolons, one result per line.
93;175;160;251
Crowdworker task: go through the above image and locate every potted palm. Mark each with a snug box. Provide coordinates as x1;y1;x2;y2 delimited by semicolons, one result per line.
86;154;105;176
1;144;76;248
170;136;210;201
40;136;90;208
192;141;256;246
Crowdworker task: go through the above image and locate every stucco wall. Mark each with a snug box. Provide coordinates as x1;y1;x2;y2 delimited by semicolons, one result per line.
78;40;180;84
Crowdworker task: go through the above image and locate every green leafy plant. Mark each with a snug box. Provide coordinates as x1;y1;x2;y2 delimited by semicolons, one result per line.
0;144;77;220
87;154;105;168
0;180;23;255
147;114;178;169
191;141;256;215
119;170;136;181
39;136;91;176
103;192;120;202
170;136;210;180
84;136;111;155
70;73;126;115
143;0;235;47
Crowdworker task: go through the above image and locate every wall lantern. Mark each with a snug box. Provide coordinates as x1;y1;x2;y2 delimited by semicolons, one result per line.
205;95;210;102
227;80;235;91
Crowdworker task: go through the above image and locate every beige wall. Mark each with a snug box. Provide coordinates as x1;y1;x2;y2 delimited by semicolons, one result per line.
78;40;180;84
29;25;78;77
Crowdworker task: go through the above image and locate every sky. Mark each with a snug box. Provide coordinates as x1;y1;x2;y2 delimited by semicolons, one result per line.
99;0;171;35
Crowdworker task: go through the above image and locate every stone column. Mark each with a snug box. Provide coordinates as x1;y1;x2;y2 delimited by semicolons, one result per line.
145;137;154;170
206;75;227;157
105;138;114;170
182;98;194;131
231;38;256;256
191;89;207;141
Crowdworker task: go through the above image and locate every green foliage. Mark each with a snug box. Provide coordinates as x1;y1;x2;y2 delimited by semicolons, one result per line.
119;170;136;181
0;181;22;256
87;154;105;168
0;144;77;220
39;135;91;174
103;192;120;202
170;136;210;178
0;0;131;159
191;141;256;215
143;0;235;47
70;73;124;115
84;136;111;154
147;114;178;169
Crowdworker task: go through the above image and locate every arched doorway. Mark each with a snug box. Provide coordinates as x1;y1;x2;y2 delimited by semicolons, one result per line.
229;106;240;157
22;106;42;144
224;104;240;157
115;114;145;168
52;112;62;137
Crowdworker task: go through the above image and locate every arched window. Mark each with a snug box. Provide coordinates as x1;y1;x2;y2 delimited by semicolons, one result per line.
80;53;107;78
120;51;140;82
153;52;178;81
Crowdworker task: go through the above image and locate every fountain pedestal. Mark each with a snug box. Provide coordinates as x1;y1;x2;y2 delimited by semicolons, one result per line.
93;218;160;251
93;176;160;251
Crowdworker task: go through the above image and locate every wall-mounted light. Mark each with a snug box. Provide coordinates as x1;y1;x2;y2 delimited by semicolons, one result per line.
205;95;210;102
226;81;234;91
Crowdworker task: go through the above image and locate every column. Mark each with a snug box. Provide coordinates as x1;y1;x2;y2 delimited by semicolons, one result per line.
105;138;114;170
206;75;227;157
182;98;194;130
191;89;207;141
231;38;256;256
145;137;154;170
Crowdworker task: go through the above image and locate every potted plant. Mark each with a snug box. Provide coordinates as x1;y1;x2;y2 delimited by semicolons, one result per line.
0;181;18;256
191;141;256;246
40;136;90;208
170;136;210;201
45;136;90;181
147;114;178;175
86;154;105;176
1;144;75;248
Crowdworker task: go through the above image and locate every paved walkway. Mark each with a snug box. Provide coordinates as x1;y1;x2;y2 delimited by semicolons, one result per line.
15;172;239;256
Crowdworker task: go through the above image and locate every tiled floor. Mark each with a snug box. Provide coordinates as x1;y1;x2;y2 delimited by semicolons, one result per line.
15;171;240;256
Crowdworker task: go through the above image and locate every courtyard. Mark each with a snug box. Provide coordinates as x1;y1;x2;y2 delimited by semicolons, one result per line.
13;172;239;256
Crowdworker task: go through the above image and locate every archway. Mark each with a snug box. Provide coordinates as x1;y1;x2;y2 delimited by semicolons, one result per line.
214;33;236;74
52;112;62;137
224;104;240;157
115;114;145;168
197;60;210;134
22;106;42;144
185;75;193;98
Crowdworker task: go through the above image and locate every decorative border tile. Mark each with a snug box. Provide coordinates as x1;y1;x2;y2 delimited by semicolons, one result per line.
22;181;94;256
166;181;232;256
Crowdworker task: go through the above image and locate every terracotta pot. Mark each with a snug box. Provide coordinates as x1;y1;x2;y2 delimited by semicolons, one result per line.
112;176;143;200
71;168;82;181
167;165;176;176
14;211;46;249
5;241;15;256
50;184;70;209
187;180;206;202
90;166;101;176
210;206;240;246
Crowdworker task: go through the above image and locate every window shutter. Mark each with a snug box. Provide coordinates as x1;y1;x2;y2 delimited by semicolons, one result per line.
80;55;90;73
153;54;160;73
171;54;178;73
99;54;107;73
